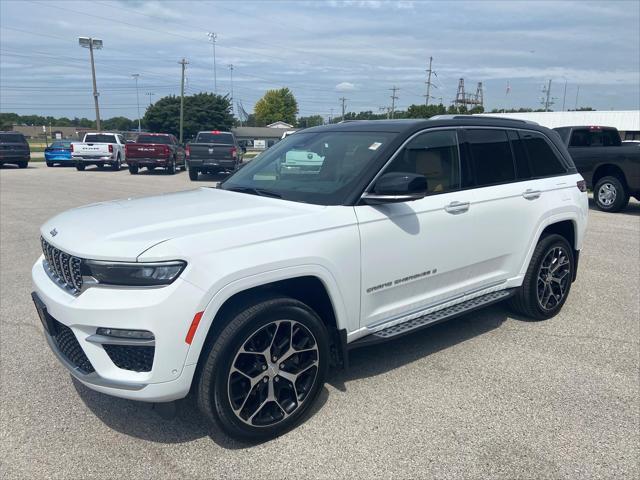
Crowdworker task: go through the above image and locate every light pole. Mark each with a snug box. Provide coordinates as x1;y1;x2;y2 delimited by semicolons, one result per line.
132;73;141;131
207;32;217;93
228;63;234;117
78;37;102;131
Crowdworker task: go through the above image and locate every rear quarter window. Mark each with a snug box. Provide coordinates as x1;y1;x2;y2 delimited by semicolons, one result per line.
519;131;567;178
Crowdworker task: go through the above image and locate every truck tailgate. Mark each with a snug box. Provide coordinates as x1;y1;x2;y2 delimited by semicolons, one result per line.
72;143;111;156
189;143;234;160
126;143;169;158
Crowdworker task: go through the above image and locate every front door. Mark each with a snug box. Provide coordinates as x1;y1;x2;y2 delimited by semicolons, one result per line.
356;129;488;329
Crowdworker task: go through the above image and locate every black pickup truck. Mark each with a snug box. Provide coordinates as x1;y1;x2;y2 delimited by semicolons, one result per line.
554;126;640;212
186;130;245;181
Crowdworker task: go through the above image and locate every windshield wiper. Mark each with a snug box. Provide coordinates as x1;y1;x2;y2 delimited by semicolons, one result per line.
226;186;283;199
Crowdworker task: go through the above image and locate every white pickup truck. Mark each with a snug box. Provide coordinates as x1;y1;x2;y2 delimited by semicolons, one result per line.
72;132;126;171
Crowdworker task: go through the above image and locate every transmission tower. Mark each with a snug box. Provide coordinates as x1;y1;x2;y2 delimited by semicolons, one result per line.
453;78;483;109
424;56;437;106
389;86;399;119
540;79;554;111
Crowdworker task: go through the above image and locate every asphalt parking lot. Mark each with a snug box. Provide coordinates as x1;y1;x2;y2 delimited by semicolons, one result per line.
1;163;638;479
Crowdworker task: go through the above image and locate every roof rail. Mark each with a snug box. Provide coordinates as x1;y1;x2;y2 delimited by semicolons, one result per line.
430;114;539;126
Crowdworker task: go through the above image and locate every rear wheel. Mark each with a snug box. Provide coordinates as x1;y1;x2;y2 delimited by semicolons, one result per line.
111;155;121;171
128;165;139;174
46;161;54;167
510;234;574;320
18;160;28;169
75;163;85;171
167;157;176;175
189;166;199;181
96;162;105;169
594;175;629;212
197;296;329;441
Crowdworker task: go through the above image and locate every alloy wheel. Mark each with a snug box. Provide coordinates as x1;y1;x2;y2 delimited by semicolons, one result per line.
597;182;617;207
227;320;319;427
536;246;571;310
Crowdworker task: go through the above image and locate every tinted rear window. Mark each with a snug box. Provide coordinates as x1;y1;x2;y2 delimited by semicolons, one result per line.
196;132;234;144
519;131;567;177
466;129;515;187
569;128;621;147
84;134;117;143
51;141;71;148
136;135;172;144
0;133;26;143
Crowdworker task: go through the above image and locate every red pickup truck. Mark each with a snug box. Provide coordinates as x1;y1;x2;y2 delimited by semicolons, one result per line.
125;133;186;175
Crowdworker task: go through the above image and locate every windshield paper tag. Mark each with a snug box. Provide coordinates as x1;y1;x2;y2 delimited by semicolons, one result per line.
368;142;382;151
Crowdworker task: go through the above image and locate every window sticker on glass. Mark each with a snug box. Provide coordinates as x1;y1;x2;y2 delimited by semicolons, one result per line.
369;142;383;151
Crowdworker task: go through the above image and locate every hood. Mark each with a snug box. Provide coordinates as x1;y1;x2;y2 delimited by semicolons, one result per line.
40;188;321;261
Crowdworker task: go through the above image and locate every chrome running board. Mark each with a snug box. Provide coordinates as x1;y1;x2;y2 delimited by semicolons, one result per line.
349;289;515;349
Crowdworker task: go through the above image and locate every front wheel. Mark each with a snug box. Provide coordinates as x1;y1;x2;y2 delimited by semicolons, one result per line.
510;234;574;320
188;166;199;181
197;296;329;441
594;176;629;212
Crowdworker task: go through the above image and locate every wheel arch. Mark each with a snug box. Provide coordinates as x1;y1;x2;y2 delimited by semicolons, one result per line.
185;267;349;371
592;163;628;189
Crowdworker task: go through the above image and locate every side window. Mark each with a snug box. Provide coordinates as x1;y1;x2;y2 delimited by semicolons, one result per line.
385;129;460;195
519;131;567;177
466;129;515;187
508;130;532;180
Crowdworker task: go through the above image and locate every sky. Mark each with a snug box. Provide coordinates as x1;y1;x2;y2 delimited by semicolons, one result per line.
1;0;639;122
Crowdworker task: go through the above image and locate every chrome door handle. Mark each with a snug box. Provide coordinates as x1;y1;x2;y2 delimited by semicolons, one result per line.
444;201;470;214
522;189;541;200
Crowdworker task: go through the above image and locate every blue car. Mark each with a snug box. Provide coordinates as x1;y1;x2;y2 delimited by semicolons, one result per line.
44;141;73;166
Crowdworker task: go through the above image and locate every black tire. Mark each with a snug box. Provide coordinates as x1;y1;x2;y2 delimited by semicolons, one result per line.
593;175;629;212
75;163;85;171
96;162;105;169
188;166;199;181
167;157;176;175
18;160;28;169
46;161;54;167
510;234;574;321
111;155;121;171
197;295;329;441
128;165;139;175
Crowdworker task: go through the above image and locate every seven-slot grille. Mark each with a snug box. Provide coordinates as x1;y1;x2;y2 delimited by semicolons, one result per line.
41;237;83;293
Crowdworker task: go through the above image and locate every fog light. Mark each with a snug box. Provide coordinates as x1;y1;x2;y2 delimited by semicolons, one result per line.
96;327;154;340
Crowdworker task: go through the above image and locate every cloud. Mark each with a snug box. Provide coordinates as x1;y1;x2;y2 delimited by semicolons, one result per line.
336;82;357;91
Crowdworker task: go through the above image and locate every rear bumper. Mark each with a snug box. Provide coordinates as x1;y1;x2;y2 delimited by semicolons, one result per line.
188;158;237;169
0;154;30;163
73;155;115;163
127;157;170;166
45;154;72;161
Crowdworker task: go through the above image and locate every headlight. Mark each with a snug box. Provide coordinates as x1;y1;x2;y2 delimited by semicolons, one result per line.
82;260;186;286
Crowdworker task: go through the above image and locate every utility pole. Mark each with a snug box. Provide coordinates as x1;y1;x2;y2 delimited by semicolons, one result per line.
424;56;435;106
78;37;103;131
543;79;552;112
389;86;399;119
207;32;217;93
329;108;334;123
562;79;567;111
132;73;141;132
575;85;580;110
146;92;155;106
339;97;347;121
228;64;234;118
178;58;188;143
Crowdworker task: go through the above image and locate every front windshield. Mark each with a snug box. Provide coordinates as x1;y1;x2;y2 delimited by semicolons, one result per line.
221;131;394;205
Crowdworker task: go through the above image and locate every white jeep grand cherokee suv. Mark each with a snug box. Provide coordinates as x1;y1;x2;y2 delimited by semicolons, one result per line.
32;117;588;440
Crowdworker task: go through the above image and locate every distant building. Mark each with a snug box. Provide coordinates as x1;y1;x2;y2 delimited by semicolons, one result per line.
266;121;294;129
10;125;93;140
476;110;640;140
232;126;298;150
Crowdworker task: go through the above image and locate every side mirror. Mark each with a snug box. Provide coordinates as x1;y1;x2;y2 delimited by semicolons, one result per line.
362;172;427;205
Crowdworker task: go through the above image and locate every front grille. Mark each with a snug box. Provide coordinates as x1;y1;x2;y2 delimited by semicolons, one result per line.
41;237;83;293
52;320;95;374
103;345;155;372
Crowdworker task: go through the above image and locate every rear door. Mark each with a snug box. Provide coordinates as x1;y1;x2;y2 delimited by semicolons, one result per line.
459;128;559;288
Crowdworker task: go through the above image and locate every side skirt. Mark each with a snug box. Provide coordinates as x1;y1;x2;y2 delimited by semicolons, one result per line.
348;289;515;350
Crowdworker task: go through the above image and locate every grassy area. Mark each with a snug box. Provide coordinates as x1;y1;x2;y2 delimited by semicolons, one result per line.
28;141;47;153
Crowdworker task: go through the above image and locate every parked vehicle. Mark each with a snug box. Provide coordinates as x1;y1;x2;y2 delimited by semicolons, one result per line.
45;141;73;166
32;116;587;440
125;133;185;175
0;131;30;168
72;132;126;171
554;125;640;212
186;130;245;180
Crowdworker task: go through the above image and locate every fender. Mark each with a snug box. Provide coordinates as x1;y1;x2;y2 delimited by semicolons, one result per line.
183;263;352;366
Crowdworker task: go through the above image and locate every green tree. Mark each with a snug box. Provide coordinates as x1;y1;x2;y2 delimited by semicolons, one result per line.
143;93;233;139
102;116;137;131
254;88;298;126
297;115;324;128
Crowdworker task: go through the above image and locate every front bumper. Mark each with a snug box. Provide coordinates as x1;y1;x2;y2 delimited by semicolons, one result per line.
32;257;204;402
